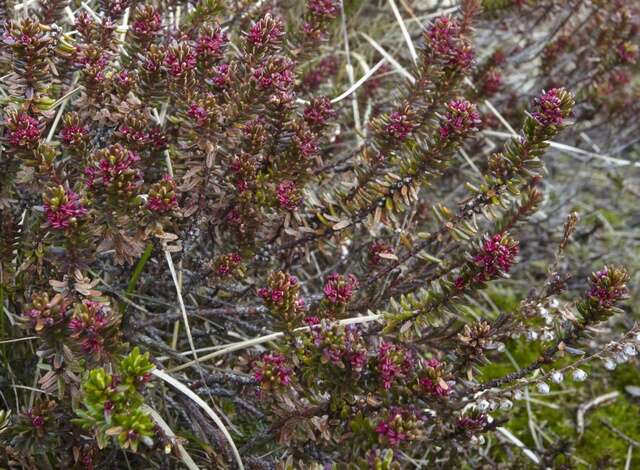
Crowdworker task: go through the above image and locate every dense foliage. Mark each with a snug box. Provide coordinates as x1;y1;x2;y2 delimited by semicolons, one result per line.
0;0;639;468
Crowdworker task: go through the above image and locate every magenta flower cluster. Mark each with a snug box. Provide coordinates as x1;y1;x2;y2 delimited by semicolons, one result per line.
426;16;473;69
385;111;417;141
303;97;335;127
532;88;566;127
44;188;88;230
253;352;292;389
60;123;88;146
308;321;368;370
6;113;41;148
276;180;302;211
374;407;423;446
377;341;415;390
323;273;359;304
69;300;111;355
472;233;519;282
419;358;450;398
588;268;628;309
439;99;481;140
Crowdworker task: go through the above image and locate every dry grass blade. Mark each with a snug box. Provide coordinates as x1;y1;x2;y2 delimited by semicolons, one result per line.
388;0;417;64
142;404;200;470
152;369;244;470
331;58;387;104
360;32;416;84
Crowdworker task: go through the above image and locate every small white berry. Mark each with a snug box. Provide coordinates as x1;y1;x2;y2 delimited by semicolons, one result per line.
513;390;523;400
604;358;617;370
537;382;550;394
572;369;587;382
624;344;637;357
550;298;560;308
500;399;513;410
527;330;539;341
541;330;555;341
477;399;490;411
551;371;564;384
616;352;629;364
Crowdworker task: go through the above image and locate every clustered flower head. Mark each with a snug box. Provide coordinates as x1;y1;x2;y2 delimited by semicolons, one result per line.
456;409;488;435
304;321;368;371
60;118;88;147
439;99;481;140
472;233;519;283
617;41;638;64
131;6;162;37
375;407;424;446
4;112;41;149
419;358;450;398
425;16;473;70
377;341;415;390
68;300;118;358
212;252;243;278
481;68;503;96
384;110;417;141
253;57;295;92
22;292;68;333
303;97;335;128
308;0;339;18
85;144;142;197
276;180;303;211
43;186;88;230
164;44;196;77
147;175;178;213
259;272;306;329
196;25;228;59
253;352;292;390
532;88;572;127
246;14;285;51
578;265;630;324
323;273;359;304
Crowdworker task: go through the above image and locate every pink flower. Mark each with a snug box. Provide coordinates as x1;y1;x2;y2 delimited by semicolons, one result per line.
147;175;178;213
208;63;229;88
385;111;416;140
308;0;339;18
377;341;415;390
187;104;209;126
247;14;285;48
439;99;481;140
303;97;335;127
532;88;566;127
588;267;628;309
375;407;423;446
617;41;638;64
323;273;359;304
165;47;197;77
482;68;503;96
60;124;88;146
196;28;228;58
253;353;292;389
472;233;519;282
6;113;41;148
426;16;473;69
44;187;88;230
276;180;302;211
131;9;162;36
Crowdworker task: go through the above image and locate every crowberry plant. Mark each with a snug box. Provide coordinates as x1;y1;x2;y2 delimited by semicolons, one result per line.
1;0;638;468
